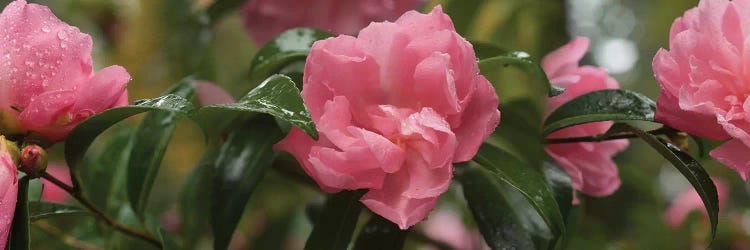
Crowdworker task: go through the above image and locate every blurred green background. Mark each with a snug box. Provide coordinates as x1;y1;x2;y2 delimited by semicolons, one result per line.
10;0;750;249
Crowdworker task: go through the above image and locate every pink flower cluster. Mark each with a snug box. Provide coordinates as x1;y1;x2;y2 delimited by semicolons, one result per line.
241;0;423;45
653;0;750;180
543;37;629;202
274;6;500;229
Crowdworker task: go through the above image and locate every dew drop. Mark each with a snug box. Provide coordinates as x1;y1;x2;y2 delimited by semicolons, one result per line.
41;25;50;33
57;30;68;40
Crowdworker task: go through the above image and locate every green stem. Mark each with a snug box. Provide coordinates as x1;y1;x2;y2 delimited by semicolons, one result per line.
41;172;162;248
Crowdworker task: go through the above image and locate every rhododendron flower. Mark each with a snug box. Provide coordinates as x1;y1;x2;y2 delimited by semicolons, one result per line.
274;6;500;229
41;163;71;203
0;0;130;144
543;37;629;203
653;0;750;180
665;179;728;228
0;136;18;249
241;0;424;45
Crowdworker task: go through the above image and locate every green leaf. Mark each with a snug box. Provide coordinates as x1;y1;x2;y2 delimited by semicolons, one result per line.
472;144;565;243
471;40;508;60
6;177;30;250
624;124;719;241
78;128;134;212
178;144;218;247
305;190;366;250
249;28;334;86
28;202;90;221
458;165;536;250
65;94;196;190
479;52;556;97
352;214;409;250
128;79;197;220
197;74;317;139
542;163;573;225
212;116;283;250
542;89;656;136
485;98;544;167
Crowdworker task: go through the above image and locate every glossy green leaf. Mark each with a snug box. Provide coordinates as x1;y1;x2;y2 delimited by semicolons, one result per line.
128;79;197;220
197;74;317;139
178;144;218;247
471;40;508;60
485;98;544;167
352;214;409;250
78;128;133;212
624;124;719;241
472;144;565;243
305;190;366;250
28;202;90;221
542;89;656;136
65;94;196;190
6;177;29;250
479;52;556;97
212;116;283;250
249;28;333;86
458;165;536;250
542;163;573;225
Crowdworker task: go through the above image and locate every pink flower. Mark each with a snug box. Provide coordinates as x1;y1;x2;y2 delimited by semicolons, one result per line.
273;6;500;229
543;37;629;203
41;163;71;203
653;0;750;180
664;178;728;228
421;208;488;250
241;0;424;45
195;81;234;106
0;136;18;249
0;0;129;144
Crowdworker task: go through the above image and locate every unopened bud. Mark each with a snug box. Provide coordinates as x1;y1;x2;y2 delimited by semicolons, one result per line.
20;144;47;178
1;136;20;166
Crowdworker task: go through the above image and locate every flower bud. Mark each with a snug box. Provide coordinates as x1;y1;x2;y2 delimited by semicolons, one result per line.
19;145;47;178
1;136;20;166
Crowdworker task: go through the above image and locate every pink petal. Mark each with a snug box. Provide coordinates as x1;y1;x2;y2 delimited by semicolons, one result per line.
195;81;235;106
0;139;18;249
541;37;589;79
664;178;728;228
451;76;500;162
72;65;130;114
41;163;71;203
0;0;94;109
18;90;76;132
710;139;750;180
274;128;342;193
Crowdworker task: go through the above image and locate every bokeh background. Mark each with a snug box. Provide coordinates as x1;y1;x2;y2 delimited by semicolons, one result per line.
8;0;749;249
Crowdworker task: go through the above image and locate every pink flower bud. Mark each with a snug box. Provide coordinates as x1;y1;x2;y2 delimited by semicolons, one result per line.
19;144;47;178
0;0;130;144
273;6;500;229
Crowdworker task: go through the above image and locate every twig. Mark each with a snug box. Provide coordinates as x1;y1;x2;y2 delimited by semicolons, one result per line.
41;172;162;248
33;220;104;250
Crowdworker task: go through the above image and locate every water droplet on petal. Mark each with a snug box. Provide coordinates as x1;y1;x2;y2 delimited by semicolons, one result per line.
41;25;50;33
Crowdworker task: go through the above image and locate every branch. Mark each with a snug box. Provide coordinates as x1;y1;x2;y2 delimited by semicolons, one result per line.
41;172;162;248
544;127;672;144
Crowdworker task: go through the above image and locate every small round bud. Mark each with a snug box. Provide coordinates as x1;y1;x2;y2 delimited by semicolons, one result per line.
1;136;20;166
20;144;48;178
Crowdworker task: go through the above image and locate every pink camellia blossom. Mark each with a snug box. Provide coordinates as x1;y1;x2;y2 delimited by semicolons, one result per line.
421;208;489;250
543;37;629;203
274;6;500;229
653;0;750;180
241;0;424;45
195;81;235;106
665;179;728;228
41;163;71;203
0;0;130;144
0;136;18;249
